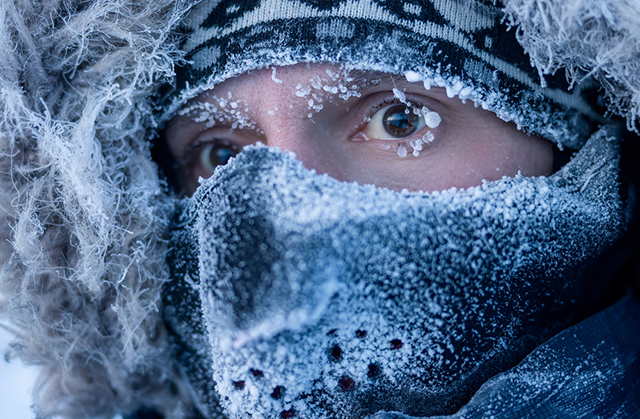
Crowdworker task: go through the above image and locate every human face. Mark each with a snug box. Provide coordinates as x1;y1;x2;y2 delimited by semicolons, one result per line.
165;63;553;195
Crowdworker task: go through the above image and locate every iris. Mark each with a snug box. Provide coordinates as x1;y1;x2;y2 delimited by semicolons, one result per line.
383;104;419;137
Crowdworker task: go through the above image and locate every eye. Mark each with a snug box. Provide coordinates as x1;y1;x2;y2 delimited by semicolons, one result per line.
199;140;241;174
364;103;427;140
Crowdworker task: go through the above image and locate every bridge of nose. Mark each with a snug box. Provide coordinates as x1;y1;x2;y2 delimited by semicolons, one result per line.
194;149;345;343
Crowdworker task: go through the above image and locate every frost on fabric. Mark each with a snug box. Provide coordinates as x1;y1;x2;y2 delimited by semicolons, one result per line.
0;1;197;418
367;294;640;419
176;127;624;418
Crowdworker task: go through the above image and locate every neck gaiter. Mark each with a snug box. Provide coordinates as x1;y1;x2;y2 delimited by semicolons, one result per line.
164;127;625;419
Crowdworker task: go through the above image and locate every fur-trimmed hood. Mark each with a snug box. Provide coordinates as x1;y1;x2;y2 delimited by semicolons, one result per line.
0;0;639;418
0;0;193;417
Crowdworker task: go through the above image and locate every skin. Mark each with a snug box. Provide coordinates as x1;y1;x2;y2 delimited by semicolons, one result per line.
165;63;554;195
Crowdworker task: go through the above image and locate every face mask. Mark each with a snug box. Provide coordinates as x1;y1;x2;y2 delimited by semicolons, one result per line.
164;127;625;419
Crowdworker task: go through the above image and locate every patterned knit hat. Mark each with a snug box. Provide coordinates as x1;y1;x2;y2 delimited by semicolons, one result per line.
161;0;606;149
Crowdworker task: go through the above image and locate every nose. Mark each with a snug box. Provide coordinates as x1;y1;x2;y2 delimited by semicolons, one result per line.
258;113;347;182
247;71;349;181
195;146;344;345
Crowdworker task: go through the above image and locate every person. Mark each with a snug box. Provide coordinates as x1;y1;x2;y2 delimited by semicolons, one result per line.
1;1;639;419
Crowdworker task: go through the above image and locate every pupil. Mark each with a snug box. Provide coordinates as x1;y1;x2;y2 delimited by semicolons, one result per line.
383;105;418;137
213;146;235;165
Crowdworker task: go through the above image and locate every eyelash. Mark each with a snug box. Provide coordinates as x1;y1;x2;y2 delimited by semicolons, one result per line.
366;97;402;120
180;135;241;183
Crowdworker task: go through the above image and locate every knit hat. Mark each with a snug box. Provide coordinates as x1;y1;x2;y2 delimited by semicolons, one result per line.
160;0;607;149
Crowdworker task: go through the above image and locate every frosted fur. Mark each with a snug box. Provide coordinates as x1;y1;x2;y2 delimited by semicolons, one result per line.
502;0;640;132
0;0;196;418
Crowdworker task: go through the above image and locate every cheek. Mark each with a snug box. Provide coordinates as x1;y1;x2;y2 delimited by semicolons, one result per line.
393;129;552;192
481;131;554;178
437;126;554;186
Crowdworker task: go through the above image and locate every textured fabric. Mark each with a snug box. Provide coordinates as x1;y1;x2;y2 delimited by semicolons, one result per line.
160;0;607;149
164;126;629;419
368;292;640;419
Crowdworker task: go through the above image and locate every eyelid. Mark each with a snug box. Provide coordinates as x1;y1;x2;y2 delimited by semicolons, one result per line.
177;127;261;183
186;127;262;155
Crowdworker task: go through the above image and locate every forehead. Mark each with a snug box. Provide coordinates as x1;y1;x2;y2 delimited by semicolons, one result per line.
202;64;393;97
172;63;452;119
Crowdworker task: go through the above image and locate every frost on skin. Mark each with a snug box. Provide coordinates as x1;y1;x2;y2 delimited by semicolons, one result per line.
179;93;259;131
291;65;363;118
171;127;624;419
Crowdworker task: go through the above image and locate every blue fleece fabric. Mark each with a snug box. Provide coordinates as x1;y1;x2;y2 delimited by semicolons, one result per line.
369;293;640;419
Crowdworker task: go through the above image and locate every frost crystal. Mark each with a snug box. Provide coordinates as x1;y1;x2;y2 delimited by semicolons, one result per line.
404;71;423;83
271;67;284;84
393;88;407;103
397;143;407;157
424;111;442;128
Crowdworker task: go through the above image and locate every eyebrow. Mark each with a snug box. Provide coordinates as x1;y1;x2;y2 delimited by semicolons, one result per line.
341;69;421;98
344;70;394;87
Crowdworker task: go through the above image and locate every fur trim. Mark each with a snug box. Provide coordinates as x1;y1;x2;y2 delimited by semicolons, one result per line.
502;0;640;132
0;0;195;417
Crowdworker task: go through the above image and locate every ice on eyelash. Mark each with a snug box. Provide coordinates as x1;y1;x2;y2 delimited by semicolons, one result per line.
397;143;408;157
376;132;432;157
393;88;407;103
425;111;442;128
408;105;442;129
392;131;434;158
411;137;425;156
392;88;442;129
405;71;523;131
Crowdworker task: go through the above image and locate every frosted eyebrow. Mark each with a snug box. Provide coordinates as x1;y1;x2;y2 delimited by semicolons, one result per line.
345;70;393;88
342;70;417;97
